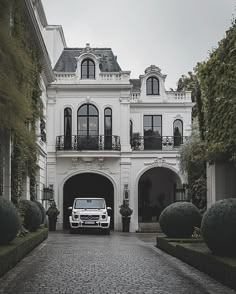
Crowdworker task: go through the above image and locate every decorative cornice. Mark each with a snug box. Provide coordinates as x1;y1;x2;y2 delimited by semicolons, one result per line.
144;157;176;167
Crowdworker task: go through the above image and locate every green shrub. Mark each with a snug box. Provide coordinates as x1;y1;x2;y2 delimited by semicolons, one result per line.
159;202;202;238
21;200;42;232
33;201;46;224
0;197;20;244
201;198;236;256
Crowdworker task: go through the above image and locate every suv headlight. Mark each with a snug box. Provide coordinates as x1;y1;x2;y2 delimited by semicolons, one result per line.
101;214;107;220
72;213;79;221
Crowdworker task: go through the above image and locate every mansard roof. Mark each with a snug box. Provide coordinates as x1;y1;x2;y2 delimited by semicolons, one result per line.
54;47;122;72
130;79;141;91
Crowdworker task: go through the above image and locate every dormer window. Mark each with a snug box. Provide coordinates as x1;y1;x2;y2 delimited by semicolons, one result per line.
81;59;95;79
146;77;159;95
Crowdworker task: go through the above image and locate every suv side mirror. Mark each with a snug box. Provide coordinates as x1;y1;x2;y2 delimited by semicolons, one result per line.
107;207;112;211
68;206;72;210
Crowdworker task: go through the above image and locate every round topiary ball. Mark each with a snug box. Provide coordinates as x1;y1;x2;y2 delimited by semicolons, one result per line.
21;200;42;232
33;200;46;224
159;202;202;238
0;197;20;244
201;198;236;256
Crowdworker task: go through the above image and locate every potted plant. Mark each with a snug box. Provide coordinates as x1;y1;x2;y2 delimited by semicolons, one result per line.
119;199;133;232
46;201;60;231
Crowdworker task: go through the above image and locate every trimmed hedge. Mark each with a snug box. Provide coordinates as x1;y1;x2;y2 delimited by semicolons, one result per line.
0;198;20;244
156;236;236;291
159;202;202;238
34;200;46;224
21;200;42;232
0;227;48;278
201;198;236;256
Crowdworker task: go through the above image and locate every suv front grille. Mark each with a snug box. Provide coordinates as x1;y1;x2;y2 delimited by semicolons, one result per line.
80;215;99;221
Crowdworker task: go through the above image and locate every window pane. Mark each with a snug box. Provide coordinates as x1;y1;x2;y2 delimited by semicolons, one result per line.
105;108;112;116
78;105;87;116
153;127;161;136
89;117;98;132
153;116;161;127
89;62;95;78
78;117;87;134
146;78;152;95
64;108;71;116
174;120;183;136
144;116;152;127
81;62;87;79
105;117;112;135
153;78;159;94
89;105;98;116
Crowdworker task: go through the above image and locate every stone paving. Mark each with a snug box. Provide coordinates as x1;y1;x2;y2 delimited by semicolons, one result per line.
0;231;235;294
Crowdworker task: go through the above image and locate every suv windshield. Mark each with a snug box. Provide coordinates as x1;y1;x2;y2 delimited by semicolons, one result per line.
74;199;105;209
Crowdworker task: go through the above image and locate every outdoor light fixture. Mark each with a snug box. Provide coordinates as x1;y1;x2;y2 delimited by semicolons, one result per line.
42;185;54;201
123;184;130;201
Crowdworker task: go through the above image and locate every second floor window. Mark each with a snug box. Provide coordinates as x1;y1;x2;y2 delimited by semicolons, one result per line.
144;115;162;150
173;119;183;147
146;77;159;95
64;108;72;149
77;104;98;136
81;59;95;79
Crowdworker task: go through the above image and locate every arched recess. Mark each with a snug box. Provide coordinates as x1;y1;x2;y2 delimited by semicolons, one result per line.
63;172;115;230
137;165;182;223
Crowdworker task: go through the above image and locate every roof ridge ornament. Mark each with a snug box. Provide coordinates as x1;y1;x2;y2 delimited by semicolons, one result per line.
81;43;95;55
145;65;161;74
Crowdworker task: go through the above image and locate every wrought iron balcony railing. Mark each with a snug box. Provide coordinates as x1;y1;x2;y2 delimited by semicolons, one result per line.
131;135;188;151
56;135;121;151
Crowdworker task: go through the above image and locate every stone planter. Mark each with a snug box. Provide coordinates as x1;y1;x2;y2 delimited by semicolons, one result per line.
122;217;131;232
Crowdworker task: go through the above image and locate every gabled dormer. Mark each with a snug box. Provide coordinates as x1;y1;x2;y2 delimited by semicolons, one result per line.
75;44;101;80
139;65;167;101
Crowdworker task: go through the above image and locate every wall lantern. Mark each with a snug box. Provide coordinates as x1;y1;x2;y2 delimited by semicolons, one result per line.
42;185;54;201
123;184;130;201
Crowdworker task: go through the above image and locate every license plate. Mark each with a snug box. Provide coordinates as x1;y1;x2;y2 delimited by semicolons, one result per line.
84;221;96;224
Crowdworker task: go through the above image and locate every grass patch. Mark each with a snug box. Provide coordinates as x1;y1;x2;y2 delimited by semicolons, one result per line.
0;226;48;278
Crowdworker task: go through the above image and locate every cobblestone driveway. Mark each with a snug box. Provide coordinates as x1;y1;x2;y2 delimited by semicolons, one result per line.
0;232;235;294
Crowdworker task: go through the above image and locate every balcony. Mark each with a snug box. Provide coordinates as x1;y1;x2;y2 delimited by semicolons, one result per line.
56;135;121;151
131;135;187;151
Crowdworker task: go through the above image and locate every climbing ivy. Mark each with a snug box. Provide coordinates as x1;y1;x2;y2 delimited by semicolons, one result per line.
0;0;42;205
197;19;236;162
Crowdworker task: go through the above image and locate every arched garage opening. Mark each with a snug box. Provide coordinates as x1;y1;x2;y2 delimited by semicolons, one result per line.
63;173;114;230
138;167;182;223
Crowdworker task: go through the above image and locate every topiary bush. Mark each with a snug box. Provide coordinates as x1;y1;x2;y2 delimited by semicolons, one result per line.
33;200;46;224
0;197;20;244
21;200;42;232
159;202;202;238
201;198;236;256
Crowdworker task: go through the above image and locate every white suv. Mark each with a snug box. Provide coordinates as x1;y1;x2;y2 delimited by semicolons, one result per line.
68;198;111;234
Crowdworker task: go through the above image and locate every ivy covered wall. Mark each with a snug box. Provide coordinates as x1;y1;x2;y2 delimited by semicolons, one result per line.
0;0;43;206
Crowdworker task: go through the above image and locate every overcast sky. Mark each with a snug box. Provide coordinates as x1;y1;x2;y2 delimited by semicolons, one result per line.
41;0;235;89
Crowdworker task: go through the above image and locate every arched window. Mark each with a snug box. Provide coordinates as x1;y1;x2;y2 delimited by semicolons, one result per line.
146;77;159;95
81;59;95;79
64;108;72;149
77;104;99;149
173;119;183;147
104;108;112;149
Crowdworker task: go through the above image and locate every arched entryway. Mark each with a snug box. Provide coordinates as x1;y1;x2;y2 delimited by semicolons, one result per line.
138;167;182;223
63;173;114;230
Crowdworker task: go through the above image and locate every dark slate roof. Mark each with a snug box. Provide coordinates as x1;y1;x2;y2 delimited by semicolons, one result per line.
130;79;141;91
54;48;122;72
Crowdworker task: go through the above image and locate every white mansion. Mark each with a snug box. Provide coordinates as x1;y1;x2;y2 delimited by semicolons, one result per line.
3;0;196;232
46;40;194;231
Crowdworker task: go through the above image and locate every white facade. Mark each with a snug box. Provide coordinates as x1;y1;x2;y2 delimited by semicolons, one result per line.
46;46;193;231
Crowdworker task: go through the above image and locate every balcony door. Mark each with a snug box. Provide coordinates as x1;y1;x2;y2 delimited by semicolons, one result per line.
143;115;162;150
64;108;72;149
104;108;112;150
77;104;99;150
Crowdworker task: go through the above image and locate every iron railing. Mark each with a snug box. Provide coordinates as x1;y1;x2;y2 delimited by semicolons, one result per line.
131;135;188;151
56;135;121;151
